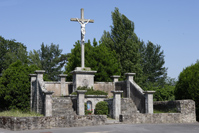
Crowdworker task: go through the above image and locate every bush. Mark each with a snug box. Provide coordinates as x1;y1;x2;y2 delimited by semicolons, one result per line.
0;60;38;111
175;61;199;120
94;101;108;115
71;86;108;96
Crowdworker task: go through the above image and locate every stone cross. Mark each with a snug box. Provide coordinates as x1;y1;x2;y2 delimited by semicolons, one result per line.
70;8;94;68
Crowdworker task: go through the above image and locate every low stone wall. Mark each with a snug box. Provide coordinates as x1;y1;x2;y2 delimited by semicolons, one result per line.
0;115;107;131
94;82;115;97
120;100;196;124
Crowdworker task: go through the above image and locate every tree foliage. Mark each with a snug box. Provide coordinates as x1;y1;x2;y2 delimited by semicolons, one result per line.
175;61;199;120
101;8;144;84
29;43;68;81
65;39;121;82
0;60;38;111
0;36;28;74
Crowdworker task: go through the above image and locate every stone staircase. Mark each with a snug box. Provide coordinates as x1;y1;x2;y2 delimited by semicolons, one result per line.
52;97;76;116
121;98;139;115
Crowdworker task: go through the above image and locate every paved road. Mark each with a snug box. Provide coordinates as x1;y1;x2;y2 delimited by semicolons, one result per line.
0;123;199;133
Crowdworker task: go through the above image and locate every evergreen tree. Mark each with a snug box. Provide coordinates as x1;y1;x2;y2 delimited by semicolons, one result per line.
101;8;143;84
140;41;167;88
65;39;121;82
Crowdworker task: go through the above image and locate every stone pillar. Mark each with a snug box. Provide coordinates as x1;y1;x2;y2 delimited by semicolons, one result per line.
111;75;120;82
44;91;54;116
29;74;37;112
143;91;156;113
76;90;87;115
59;74;68;96
111;91;123;120
125;73;136;98
35;70;45;113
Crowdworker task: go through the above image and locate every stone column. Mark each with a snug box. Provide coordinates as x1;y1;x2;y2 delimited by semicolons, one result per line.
76;90;87;115
29;74;37;112
111;75;120;82
35;70;45;113
111;91;123;120
143;91;155;113
125;73;136;98
44;91;54;116
59;74;68;96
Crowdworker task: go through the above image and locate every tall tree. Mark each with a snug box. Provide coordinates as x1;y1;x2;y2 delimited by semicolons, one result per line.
65;39;121;82
29;43;68;81
101;8;143;84
140;41;167;88
0;36;28;74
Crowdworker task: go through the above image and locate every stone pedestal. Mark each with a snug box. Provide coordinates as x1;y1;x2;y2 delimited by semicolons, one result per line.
111;91;123;120
125;73;136;98
59;74;68;96
44;91;54;116
76;90;87;115
144;91;156;113
71;67;97;91
111;75;120;82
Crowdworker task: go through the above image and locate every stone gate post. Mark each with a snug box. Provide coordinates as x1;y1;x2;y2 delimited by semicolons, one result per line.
44;91;54;116
111;91;123;120
29;74;37;112
59;74;68;96
144;91;155;113
125;73;136;98
76;90;87;115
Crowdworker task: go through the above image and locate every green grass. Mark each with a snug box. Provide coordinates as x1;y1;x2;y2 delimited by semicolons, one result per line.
0;110;43;117
154;108;179;113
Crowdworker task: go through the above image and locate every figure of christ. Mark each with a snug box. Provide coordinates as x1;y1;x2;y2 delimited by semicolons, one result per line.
76;18;90;42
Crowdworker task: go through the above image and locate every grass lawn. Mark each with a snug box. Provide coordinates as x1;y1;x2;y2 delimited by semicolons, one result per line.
0;110;43;117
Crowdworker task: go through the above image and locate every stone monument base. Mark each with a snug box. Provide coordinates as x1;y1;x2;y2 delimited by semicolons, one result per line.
71;67;97;92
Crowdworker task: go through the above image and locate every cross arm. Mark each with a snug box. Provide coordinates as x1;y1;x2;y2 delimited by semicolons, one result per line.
70;18;94;23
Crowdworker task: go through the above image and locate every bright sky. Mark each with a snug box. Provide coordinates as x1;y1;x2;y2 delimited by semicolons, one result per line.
0;0;199;79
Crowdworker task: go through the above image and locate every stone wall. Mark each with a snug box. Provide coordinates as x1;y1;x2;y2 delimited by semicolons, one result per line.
121;98;138;115
120;100;196;124
45;82;73;96
0;115;107;131
94;82;115;97
130;81;145;113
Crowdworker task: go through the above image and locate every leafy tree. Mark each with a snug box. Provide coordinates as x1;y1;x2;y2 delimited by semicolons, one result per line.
175;61;199;120
101;7;143;84
0;60;38;111
29;43;68;81
140;41;167;89
65;39;121;82
0;36;28;74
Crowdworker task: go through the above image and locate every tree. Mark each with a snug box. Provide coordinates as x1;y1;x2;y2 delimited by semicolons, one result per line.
101;8;143;84
140;41;167;89
29;43;68;81
175;61;199;120
65;39;121;82
0;36;28;74
0;60;38;111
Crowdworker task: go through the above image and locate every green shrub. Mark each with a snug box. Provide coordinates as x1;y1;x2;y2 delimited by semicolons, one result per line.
71;86;108;96
94;101;108;115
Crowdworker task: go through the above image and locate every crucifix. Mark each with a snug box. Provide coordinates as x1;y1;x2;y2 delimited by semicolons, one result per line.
71;8;94;68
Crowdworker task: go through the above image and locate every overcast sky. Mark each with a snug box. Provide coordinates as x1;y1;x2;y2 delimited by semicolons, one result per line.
0;0;199;79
